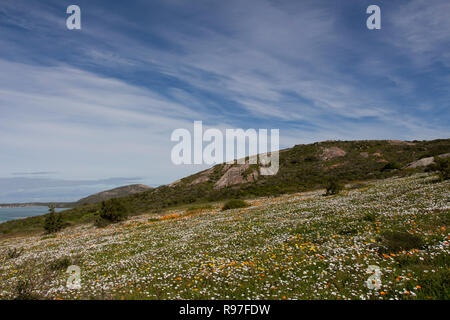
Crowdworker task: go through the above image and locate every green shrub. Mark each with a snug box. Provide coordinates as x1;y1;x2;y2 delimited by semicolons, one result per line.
378;230;425;254
293;224;303;235
338;226;358;236
14;278;40;300
49;256;72;271
94;215;110;228
186;204;213;212
381;162;401;171
304;156;318;162
362;212;377;222
6;247;24;260
435;157;450;180
325;180;343;196
99;199;128;223
222;199;249;211
43;205;63;234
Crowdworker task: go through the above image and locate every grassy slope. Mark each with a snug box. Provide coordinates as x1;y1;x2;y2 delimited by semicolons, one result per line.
1;139;449;236
0;173;448;300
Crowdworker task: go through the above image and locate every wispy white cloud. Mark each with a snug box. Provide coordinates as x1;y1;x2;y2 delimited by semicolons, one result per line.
0;59;215;186
386;0;450;67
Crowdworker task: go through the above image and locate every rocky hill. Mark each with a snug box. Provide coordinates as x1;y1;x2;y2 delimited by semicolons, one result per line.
157;138;450;199
66;139;450;217
75;184;152;206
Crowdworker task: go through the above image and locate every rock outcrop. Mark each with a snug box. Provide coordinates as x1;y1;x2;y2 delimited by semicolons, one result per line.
214;164;259;190
405;153;450;169
388;140;416;146
189;168;214;186
360;152;369;158
320;147;347;160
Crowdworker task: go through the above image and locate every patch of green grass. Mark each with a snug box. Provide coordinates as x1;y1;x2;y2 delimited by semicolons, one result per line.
378;231;425;254
186;204;213;212
362;212;378;222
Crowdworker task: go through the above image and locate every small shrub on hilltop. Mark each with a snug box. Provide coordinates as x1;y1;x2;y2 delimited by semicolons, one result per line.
222;199;249;211
43;205;63;234
325;180;343;196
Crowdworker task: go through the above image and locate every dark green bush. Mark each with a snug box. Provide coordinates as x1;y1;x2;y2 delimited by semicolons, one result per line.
338;226;358;236
186;204;213;212
325;180;343;196
435;157;450;180
94;215;110;228
6;247;24;260
49;256;72;271
14;278;40;300
222;199;249;211
378;230;425;253
43;205;63;234
304;156;318;162
381;162;401;171
363;212;378;222
98;199;128;224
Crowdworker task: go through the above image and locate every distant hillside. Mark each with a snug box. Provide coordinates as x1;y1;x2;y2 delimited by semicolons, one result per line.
75;184;152;206
0;184;153;208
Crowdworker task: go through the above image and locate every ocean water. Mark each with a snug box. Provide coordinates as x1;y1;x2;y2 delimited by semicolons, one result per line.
0;207;66;223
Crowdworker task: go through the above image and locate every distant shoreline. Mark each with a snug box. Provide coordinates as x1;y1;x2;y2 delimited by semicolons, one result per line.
0;202;73;209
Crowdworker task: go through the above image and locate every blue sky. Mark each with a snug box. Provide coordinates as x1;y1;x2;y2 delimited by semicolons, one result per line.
0;0;449;202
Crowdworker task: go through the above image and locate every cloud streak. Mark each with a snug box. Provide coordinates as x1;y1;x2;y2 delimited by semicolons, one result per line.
0;176;146;203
